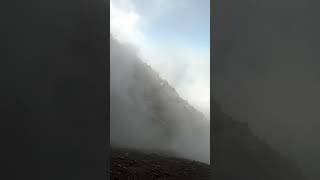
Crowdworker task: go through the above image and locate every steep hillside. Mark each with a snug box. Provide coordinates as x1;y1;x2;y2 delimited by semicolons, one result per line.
110;37;210;164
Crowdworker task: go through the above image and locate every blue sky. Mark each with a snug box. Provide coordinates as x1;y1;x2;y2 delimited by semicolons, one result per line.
133;0;210;49
110;0;210;119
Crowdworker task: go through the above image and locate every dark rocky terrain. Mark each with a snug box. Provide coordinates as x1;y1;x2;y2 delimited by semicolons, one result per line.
111;148;210;180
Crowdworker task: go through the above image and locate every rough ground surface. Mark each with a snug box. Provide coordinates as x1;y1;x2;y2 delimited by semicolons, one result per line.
111;148;210;180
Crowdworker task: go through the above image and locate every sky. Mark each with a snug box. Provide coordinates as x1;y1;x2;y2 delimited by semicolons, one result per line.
110;0;210;119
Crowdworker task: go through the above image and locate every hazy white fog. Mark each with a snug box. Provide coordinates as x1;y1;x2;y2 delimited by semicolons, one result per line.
110;37;210;163
110;0;210;119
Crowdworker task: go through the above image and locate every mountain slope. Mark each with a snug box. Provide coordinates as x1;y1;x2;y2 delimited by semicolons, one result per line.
110;37;210;164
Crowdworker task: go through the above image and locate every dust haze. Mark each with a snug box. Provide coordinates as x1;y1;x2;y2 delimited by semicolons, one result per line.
110;37;210;164
213;0;320;179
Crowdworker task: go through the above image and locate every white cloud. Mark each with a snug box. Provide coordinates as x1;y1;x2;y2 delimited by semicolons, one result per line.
110;0;145;45
110;0;210;119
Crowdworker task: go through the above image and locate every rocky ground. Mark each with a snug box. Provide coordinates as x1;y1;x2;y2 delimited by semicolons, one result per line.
110;148;210;180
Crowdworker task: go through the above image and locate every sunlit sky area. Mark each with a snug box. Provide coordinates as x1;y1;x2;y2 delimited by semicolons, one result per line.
110;0;210;119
